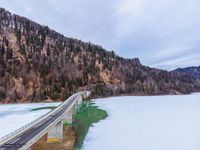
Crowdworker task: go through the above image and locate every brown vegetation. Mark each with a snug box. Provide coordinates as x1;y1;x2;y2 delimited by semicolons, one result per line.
0;8;200;103
31;126;76;150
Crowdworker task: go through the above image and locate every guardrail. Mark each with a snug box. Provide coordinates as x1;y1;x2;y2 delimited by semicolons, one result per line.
0;91;90;146
22;95;83;150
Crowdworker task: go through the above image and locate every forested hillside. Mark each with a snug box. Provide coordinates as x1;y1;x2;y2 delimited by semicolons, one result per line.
175;66;200;80
0;8;200;103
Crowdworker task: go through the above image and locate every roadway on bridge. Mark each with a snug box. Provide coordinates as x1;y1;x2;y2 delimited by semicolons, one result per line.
0;95;79;150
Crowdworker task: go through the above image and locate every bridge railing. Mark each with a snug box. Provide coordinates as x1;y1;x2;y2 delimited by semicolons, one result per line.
0;91;90;145
23;95;83;149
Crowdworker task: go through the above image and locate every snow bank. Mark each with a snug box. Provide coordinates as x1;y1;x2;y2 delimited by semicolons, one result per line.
0;102;60;138
83;95;200;150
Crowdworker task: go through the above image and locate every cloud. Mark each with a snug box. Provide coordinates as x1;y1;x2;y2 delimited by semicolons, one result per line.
115;0;200;69
153;54;200;70
0;0;119;50
0;0;200;70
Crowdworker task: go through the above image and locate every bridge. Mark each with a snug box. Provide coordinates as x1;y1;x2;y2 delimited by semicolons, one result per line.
0;91;91;150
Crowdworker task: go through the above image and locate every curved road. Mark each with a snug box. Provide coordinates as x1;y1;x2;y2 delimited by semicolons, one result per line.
0;92;88;150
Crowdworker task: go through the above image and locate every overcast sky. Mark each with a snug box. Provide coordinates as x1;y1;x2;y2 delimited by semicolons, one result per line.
1;0;200;70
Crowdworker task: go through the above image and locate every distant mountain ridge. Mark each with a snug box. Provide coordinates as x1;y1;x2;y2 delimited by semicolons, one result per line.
0;7;200;103
175;66;200;80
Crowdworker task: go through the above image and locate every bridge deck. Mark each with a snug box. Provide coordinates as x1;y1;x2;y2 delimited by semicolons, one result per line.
0;95;79;150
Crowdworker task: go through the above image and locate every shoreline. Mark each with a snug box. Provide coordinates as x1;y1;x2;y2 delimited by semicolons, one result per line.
30;101;108;149
0;93;188;105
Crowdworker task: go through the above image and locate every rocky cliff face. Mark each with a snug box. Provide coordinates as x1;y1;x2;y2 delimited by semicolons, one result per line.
0;8;200;103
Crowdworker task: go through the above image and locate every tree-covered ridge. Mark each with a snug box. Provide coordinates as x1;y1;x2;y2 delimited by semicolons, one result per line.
0;8;200;103
175;66;200;80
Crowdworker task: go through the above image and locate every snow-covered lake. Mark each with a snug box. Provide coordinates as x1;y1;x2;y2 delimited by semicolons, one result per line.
0;102;61;138
83;94;200;150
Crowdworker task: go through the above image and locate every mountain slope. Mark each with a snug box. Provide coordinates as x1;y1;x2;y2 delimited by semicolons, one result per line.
0;8;200;103
175;66;200;80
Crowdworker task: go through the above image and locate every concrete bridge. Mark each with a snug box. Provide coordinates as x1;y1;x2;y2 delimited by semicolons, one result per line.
0;91;91;150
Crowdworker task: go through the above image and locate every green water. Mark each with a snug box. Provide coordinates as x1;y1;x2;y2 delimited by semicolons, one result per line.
73;101;108;149
32;101;108;149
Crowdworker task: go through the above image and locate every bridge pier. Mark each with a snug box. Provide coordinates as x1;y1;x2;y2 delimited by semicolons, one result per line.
47;120;63;143
64;96;82;124
47;96;83;143
78;96;83;105
0;91;91;149
63;109;73;124
76;96;83;111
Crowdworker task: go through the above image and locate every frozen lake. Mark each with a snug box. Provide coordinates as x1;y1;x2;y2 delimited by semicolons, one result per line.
0;102;60;138
83;94;200;150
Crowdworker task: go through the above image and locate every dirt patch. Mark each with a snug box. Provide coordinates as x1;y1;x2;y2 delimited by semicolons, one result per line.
31;126;76;150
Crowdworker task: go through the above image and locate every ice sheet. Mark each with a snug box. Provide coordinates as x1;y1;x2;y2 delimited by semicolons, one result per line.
83;95;200;150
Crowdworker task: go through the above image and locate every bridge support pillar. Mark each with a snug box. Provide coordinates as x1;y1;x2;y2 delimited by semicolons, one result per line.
75;96;83;111
47;120;63;143
63;109;73;124
78;96;83;105
63;96;83;124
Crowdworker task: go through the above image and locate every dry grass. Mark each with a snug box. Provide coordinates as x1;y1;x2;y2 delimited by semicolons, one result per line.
31;126;76;150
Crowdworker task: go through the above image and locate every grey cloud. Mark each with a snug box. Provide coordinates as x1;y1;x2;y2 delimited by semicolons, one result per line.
0;0;200;70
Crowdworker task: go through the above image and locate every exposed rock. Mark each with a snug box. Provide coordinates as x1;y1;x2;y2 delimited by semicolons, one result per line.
0;7;200;103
